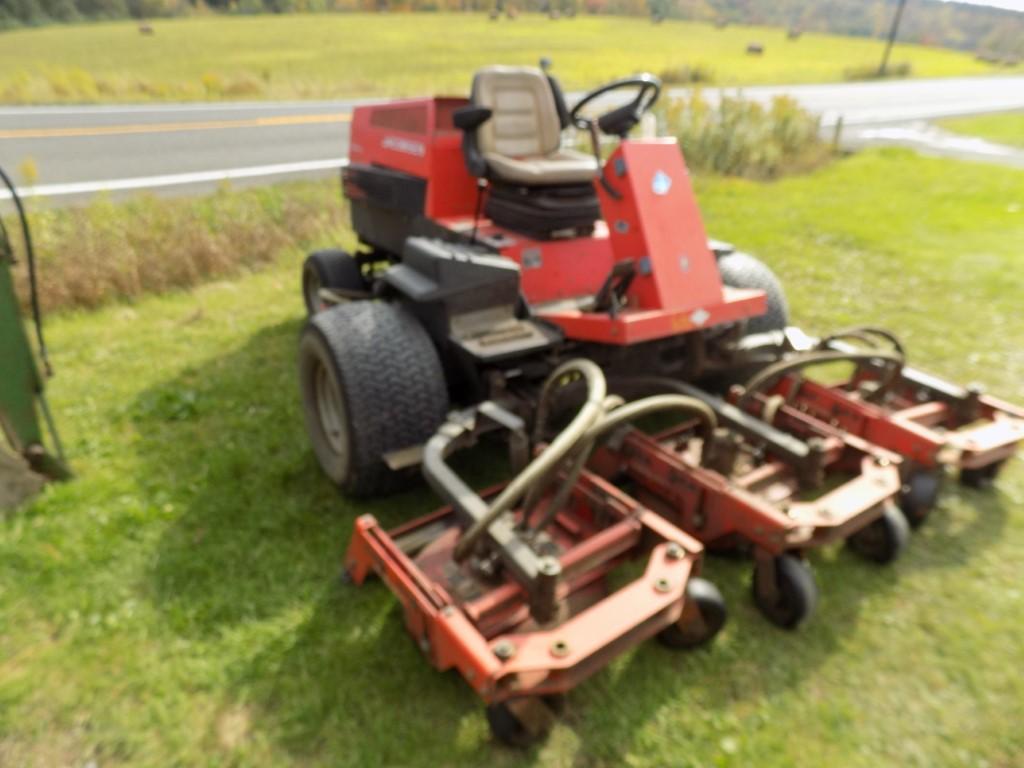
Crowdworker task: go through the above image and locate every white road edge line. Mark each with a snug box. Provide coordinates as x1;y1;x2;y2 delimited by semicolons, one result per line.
0;157;349;200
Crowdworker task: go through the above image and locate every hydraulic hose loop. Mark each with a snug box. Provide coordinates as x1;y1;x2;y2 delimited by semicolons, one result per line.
526;436;596;536
737;349;905;409
608;376;719;443
819;326;905;359
521;393;626;525
583;395;718;446
528;394;716;536
454;359;607;561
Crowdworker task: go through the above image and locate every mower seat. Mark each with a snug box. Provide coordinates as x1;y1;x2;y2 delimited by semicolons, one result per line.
455;66;602;239
462;66;599;186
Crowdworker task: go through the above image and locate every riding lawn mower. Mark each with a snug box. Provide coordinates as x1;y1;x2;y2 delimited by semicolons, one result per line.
295;64;1023;745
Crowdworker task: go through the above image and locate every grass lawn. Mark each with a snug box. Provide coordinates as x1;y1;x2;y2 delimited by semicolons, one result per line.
0;13;999;104
2;148;1023;767
938;110;1024;148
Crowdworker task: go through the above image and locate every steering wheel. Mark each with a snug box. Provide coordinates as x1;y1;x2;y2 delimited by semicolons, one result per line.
570;74;662;138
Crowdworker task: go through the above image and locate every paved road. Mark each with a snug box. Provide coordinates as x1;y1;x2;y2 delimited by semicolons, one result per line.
1;75;1023;205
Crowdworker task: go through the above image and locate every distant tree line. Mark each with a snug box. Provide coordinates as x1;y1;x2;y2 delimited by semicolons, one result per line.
1;0;1022;58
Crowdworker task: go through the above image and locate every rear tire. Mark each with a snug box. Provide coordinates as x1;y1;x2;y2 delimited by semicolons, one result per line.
302;249;365;315
717;251;789;334
298;301;449;497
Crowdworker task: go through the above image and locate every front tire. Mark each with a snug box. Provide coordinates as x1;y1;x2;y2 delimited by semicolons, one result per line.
298;301;449;497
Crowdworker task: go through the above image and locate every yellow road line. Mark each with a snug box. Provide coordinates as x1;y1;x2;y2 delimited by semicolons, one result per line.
0;112;351;139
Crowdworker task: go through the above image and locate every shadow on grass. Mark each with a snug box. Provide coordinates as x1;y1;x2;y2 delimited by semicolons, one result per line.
900;481;1010;573
137;318;435;634
129;317;1016;766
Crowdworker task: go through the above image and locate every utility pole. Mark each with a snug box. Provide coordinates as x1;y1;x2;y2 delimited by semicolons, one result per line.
879;0;909;77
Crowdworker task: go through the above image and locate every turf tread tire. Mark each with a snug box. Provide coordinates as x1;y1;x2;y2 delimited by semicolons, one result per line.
299;301;448;498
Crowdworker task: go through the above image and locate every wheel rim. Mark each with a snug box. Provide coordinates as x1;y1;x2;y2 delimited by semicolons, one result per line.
313;357;349;462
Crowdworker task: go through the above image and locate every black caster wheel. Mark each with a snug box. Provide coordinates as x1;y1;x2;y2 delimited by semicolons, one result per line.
657;577;728;649
752;553;818;630
485;697;553;748
900;469;942;528
960;460;1006;490
847;502;910;564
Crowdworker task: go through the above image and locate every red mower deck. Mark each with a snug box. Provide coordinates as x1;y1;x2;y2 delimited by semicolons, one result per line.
591;378;908;628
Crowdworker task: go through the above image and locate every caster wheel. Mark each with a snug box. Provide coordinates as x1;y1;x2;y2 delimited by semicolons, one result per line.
900;469;942;528
752;553;818;630
657;577;728;649
960;460;1006;490
847;502;910;564
485;698;553;748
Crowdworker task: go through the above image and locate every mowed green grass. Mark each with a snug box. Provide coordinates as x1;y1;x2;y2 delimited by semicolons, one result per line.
939;110;1024;148
2;148;1023;767
0;13;998;103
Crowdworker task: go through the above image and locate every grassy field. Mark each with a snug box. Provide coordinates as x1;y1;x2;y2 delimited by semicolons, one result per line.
2;148;1023;767
939;110;1024;148
0;13;1000;104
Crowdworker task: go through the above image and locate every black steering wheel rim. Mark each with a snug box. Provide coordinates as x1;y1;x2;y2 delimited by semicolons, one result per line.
569;74;662;135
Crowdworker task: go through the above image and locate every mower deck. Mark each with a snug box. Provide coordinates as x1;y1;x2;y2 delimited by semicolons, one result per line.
346;472;707;703
592;383;907;627
761;359;1024;489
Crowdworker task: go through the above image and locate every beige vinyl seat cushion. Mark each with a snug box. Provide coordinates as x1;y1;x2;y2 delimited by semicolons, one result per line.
472;66;599;186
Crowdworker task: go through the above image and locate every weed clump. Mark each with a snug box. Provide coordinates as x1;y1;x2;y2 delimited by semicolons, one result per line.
660;91;832;179
7;182;347;313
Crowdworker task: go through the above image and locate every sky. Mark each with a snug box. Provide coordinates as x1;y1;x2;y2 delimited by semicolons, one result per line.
943;0;1024;12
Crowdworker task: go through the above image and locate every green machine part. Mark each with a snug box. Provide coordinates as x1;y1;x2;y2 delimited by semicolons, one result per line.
0;184;70;481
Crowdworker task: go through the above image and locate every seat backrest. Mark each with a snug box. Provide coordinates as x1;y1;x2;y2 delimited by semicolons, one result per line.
471;66;562;158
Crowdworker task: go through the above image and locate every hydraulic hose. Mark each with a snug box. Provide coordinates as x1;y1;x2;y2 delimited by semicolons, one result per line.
737;348;904;408
524;393;719;536
819;326;905;358
0;166;50;377
583;394;717;445
454;359;607;561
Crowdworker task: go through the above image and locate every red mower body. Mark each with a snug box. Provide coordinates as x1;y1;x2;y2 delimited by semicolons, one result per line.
345;97;765;346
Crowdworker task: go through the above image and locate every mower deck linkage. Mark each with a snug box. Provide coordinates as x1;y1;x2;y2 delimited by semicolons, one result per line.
346;362;727;746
